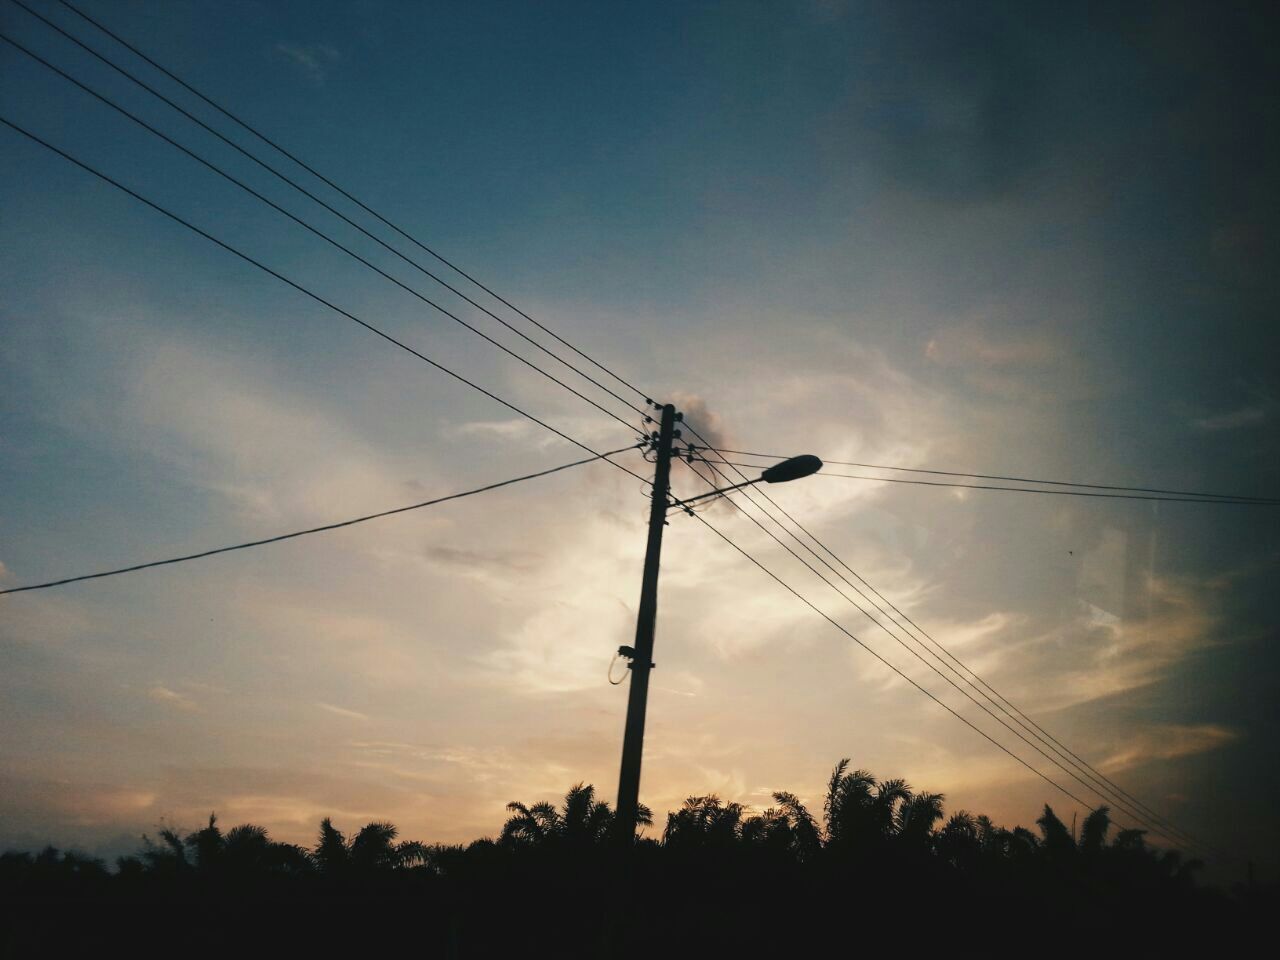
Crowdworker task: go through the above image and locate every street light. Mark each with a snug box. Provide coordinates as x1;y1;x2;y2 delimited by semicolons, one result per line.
614;403;822;844
673;453;824;509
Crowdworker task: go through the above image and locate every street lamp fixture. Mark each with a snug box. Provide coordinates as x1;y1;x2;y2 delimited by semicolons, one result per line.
672;453;824;509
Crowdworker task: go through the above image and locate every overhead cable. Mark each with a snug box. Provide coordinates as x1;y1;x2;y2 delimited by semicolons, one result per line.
0;445;641;596
686;505;1111;819
715;449;1279;505
0;116;651;492
0;26;642;437
47;0;652;405
10;0;1219;852
697;458;1275;506
684;441;1207;852
673;455;1199;853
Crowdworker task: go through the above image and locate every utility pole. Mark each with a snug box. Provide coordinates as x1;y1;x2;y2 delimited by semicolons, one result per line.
610;405;818;845
614;401;678;844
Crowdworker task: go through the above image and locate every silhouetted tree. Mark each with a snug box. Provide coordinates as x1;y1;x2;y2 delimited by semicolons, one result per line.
312;817;425;875
0;757;1247;954
502;782;651;847
663;795;744;849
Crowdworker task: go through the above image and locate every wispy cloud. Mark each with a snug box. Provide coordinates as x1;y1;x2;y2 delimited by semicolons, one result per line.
316;702;370;722
275;43;341;85
423;545;542;577
1022;574;1222;711
1192;405;1268;431
1099;724;1239;774
148;685;199;712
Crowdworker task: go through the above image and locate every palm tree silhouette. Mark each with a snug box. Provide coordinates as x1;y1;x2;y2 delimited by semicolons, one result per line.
662;795;745;848
312;817;427;874
502;782;652;847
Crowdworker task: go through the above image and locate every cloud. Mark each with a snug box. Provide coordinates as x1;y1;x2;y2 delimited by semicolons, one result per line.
825;3;1052;202
450;418;544;443
116;336;439;526
1021;574;1222;711
275;43;341;85
1099;724;1239;774
925;323;1060;369
867;611;1019;687
1191;405;1268;431
148;685;199;712
924;320;1073;403
0;777;157;832
423;545;542;577
668;392;730;453
316;702;370;722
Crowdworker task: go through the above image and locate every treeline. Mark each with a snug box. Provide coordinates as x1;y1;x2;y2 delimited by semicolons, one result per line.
0;761;1265;954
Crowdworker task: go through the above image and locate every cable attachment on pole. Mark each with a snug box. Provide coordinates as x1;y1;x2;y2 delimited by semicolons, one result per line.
614;644;654;673
608;648;630;685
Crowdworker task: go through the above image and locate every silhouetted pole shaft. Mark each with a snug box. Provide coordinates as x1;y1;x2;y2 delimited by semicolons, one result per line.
615;402;676;844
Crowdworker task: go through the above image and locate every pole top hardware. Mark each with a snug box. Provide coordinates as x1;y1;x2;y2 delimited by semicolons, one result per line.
615;645;654;670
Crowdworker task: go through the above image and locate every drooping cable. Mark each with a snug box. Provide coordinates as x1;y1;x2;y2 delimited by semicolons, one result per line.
0;445;642;596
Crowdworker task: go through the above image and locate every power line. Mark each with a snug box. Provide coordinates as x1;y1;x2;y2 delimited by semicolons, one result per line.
11;0;645;422
676;446;1211;853
40;0;1264;517
0;116;652;492
676;436;1192;841
715;448;1280;505
7;105;1215;858
685;503;1113;822
49;0;652;405
672;455;1203;853
696;458;1276;506
10;79;1203;849
0;24;643;439
687;445;1206;852
682;436;1215;853
0;445;641;596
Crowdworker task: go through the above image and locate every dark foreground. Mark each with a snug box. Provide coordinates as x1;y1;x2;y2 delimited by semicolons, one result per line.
2;763;1271;955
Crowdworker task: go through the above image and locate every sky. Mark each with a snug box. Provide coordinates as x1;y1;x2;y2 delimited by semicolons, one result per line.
1;0;1277;880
